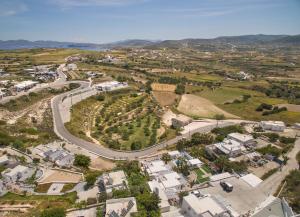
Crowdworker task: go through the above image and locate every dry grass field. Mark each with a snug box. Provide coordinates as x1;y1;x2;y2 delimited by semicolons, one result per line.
38;169;83;184
177;94;239;119
152;91;178;106
278;104;300;112
151;83;176;92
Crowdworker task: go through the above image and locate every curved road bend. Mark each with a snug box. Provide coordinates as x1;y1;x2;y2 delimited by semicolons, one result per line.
51;82;239;160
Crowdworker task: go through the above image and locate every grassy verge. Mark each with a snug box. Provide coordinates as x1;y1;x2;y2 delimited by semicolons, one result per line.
261;168;279;180
0;192;77;217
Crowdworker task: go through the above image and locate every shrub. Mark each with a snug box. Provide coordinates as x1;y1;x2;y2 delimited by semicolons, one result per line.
74;154;91;168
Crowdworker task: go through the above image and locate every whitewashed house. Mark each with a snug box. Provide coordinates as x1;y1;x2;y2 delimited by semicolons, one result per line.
1;165;35;183
182;194;228;217
260;121;286;132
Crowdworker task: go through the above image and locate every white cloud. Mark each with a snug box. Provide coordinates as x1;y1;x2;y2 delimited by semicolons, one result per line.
51;0;147;7
0;0;28;17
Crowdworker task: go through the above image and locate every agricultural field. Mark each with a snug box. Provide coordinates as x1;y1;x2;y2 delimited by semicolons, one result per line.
151;82;176;92
66;89;176;150
177;94;239;119
152;91;178;106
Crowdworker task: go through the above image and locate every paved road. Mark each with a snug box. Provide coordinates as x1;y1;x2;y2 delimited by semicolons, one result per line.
257;137;300;196
51;82;239;160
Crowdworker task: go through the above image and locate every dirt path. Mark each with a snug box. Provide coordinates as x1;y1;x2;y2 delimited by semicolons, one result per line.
177;94;239;119
277;104;300;112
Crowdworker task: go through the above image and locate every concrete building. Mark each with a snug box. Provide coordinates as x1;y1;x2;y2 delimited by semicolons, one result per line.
0;180;7;196
168;150;181;159
227;133;255;146
182;194;228;217
171;114;192;128
187;158;203;169
294;123;300;129
0;89;6;99
1;165;34;183
142;160;170;178
158;171;186;191
94;81;128;92
252;196;294;217
14;80;38;92
212;139;244;157
99;170;128;197
0;155;9;166
260;121;286;132
148;180;171;213
66;63;77;71
105;197;137;217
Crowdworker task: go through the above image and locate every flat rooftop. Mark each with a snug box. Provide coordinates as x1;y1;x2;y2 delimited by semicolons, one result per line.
202;176;268;215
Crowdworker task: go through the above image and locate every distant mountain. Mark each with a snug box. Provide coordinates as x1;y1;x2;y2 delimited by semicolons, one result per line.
148;34;300;49
0;35;299;50
0;39;157;50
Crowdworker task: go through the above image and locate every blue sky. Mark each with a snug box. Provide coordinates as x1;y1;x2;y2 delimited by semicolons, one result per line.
0;0;299;43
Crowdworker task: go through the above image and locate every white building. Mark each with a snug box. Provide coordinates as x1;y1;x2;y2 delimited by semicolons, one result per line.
260;121;286;132
182;194;228;217
14;80;38;92
1;165;35;183
142;160;170;178
171;114;192;128
0;89;6;99
252;196;294;217
213;139;245;157
187;158;203;169
294;123;300;129
148;180;171;213
99;170;128;197
227;133;255;146
43;149;75;168
66;63;77;71
168;150;181;159
158;172;186;191
94;81;128;92
0;180;7;196
105;197;137;217
0;155;9;166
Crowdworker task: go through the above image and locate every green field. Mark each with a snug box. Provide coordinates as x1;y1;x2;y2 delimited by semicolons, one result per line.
0;192;77;217
194;168;210;183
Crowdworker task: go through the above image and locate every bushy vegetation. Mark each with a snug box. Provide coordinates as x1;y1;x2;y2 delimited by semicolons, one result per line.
117;161;161;217
214;156;248;173
40;207;66;217
74;154;91;168
212;125;243;142
256;144;282;158
176;132;214;151
281;170;300;213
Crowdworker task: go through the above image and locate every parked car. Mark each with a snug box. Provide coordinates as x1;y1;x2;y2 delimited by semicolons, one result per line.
220;181;233;192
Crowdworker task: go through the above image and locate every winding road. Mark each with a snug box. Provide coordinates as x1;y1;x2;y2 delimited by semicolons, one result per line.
51;81;240;160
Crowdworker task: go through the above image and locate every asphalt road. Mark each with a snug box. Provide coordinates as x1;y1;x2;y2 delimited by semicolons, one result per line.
257;137;300;196
51;82;238;160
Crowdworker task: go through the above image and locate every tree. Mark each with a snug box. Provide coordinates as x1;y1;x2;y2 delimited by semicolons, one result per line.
74;154;91;168
175;84;185;95
176;139;188;151
161;153;171;164
40;208;66;217
191;133;214;146
297;151;300;169
131;141;142;150
137;192;160;213
85;173;98;190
